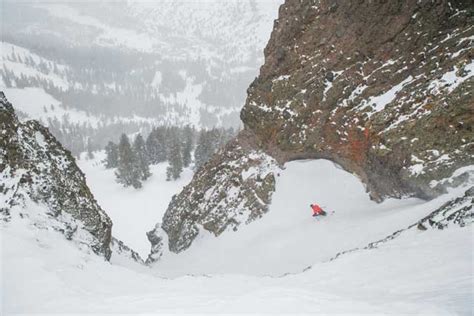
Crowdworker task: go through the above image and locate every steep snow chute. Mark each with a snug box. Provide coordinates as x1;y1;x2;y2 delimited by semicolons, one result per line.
151;159;469;276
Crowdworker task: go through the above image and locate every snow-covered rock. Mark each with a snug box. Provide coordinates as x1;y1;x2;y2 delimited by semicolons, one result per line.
110;237;144;265
152;132;279;256
416;186;474;231
0;92;113;259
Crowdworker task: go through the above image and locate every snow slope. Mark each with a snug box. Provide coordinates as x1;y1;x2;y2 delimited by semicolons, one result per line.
1;87;97;124
77;153;194;258
153;159;470;276
2;170;471;314
77;156;472;280
1;42;70;90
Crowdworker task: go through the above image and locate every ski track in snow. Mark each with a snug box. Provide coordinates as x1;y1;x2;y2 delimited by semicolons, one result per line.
2;158;472;314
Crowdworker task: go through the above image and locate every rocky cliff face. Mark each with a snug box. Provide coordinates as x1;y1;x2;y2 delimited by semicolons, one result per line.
241;0;473;201
151;0;474;257
161;136;278;253
0;92;113;259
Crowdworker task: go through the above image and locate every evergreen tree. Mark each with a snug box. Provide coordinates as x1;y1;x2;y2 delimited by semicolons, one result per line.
194;130;207;169
145;127;167;164
193;128;235;170
194;130;215;169
209;128;221;153
155;127;168;162
145;129;159;164
133;134;151;180
115;134;141;189
166;134;183;181
104;141;119;168
164;126;177;161
182;125;193;167
220;127;235;147
86;138;94;160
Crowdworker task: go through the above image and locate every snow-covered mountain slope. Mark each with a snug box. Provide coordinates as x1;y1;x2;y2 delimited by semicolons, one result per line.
150;159;473;276
1;42;69;90
36;0;281;61
1;0;283;129
2;87;94;125
77;153;194;258
2;159;472;315
0;41;208;127
1;1;282;157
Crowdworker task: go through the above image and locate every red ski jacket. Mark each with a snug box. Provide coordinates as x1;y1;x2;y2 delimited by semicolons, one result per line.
311;204;323;215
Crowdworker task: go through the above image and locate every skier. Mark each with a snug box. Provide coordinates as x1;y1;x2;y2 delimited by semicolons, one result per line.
311;203;327;217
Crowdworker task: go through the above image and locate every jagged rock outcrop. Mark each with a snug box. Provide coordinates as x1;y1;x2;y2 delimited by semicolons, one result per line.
152;0;474;255
146;224;165;263
416;186;474;230
148;134;278;259
0;92;113;259
111;237;145;264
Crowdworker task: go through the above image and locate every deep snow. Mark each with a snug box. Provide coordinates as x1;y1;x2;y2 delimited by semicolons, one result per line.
152;159;465;276
77;153;194;258
3;212;470;315
1;158;472;314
